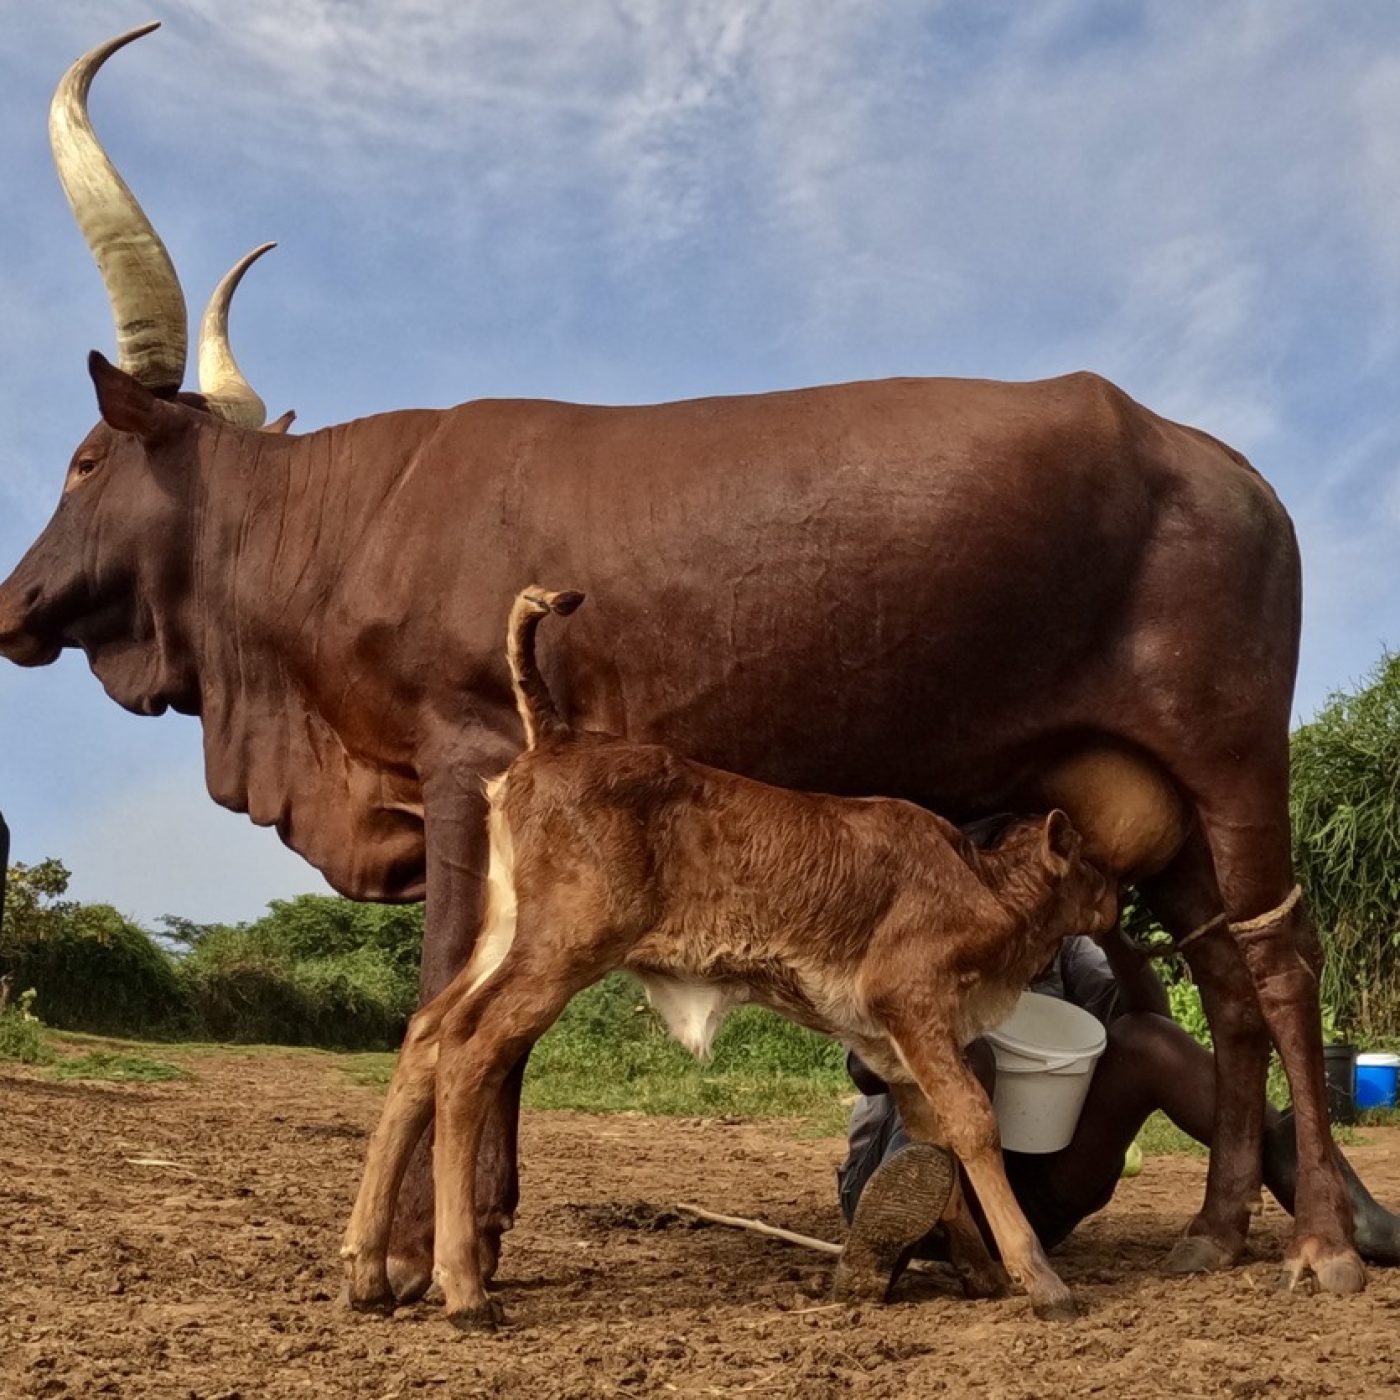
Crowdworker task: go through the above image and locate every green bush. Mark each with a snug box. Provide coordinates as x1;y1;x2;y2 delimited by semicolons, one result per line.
177;928;413;1049
0;861;416;1049
0;862;189;1036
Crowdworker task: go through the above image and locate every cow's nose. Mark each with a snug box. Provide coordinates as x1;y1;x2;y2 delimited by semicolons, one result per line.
0;578;56;666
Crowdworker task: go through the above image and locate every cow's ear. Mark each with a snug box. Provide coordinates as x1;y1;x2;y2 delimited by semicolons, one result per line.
88;351;181;441
1040;809;1078;875
264;409;297;435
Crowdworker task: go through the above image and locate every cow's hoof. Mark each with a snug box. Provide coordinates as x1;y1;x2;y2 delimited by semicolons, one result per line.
1280;1241;1366;1297
387;1251;433;1305
446;1298;505;1333
832;1143;955;1304
1163;1233;1237;1275
1031;1291;1082;1322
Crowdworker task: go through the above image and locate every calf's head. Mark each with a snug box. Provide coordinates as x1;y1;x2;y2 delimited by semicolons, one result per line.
0;23;287;713
1006;810;1119;942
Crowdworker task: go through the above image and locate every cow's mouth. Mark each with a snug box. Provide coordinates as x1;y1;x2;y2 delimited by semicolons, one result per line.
0;581;97;669
0;630;63;668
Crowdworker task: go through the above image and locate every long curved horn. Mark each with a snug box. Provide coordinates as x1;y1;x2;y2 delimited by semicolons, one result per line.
49;22;188;393
198;243;274;428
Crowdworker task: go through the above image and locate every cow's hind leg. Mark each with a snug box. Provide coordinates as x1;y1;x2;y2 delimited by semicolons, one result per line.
1197;785;1364;1295
1139;828;1270;1274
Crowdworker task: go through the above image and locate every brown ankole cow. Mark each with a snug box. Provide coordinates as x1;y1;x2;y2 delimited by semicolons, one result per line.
342;587;1120;1327
0;22;1362;1298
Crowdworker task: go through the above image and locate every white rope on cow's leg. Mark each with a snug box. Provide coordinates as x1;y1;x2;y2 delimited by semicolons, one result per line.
1228;884;1315;983
1172;912;1227;955
1228;883;1303;938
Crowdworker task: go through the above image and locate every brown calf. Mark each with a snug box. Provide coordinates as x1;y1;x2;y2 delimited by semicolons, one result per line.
343;588;1118;1328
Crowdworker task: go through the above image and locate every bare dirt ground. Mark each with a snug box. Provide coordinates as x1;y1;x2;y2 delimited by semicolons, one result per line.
5;1050;1400;1400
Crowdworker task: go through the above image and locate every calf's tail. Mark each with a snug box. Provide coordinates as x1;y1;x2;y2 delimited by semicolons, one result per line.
507;585;586;749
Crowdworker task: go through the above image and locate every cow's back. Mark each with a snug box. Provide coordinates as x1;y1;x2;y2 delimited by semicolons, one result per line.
209;371;1292;896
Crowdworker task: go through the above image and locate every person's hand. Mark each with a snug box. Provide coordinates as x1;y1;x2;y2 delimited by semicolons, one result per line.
846;1049;890;1096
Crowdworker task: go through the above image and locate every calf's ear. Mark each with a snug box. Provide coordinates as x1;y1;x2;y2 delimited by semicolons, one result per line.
264;409;297;435
1040;809;1078;875
88;351;181;441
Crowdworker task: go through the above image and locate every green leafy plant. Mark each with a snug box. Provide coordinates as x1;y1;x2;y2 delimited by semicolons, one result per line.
0;986;53;1065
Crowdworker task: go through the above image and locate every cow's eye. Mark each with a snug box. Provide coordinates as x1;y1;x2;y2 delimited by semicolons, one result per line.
74;459;99;479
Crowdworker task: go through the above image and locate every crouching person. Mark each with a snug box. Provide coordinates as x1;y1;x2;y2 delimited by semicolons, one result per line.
838;865;1400;1294
342;586;1119;1331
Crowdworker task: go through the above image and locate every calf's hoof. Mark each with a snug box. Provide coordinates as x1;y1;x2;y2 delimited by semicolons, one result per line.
1279;1240;1366;1297
346;1288;396;1318
387;1251;434;1305
832;1143;955;1304
958;1265;1009;1301
446;1297;506;1333
341;1256;396;1315
1163;1233;1238;1275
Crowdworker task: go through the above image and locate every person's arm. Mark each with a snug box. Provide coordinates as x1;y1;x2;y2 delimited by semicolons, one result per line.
1095;927;1171;1018
846;1048;890;1095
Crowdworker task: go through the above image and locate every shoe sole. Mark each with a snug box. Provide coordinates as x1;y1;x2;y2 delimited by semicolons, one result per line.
832;1142;956;1303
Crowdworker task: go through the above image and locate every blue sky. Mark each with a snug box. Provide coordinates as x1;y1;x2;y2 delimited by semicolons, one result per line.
2;0;1398;925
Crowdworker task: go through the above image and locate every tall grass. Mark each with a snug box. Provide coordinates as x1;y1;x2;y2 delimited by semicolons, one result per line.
1292;652;1400;1038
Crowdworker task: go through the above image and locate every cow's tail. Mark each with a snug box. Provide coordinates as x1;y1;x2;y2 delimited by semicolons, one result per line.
507;585;586;749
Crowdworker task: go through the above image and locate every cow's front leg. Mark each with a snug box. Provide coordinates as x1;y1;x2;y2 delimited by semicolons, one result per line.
388;754;516;1302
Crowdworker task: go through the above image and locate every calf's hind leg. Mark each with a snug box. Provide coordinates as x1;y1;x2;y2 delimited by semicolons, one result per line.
433;945;601;1330
883;1016;1077;1320
343;1002;448;1312
890;1084;1006;1300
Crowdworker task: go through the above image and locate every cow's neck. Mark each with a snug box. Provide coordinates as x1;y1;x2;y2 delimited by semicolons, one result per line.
185;421;435;899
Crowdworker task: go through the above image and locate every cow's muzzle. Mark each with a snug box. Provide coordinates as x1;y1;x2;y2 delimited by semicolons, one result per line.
0;582;62;667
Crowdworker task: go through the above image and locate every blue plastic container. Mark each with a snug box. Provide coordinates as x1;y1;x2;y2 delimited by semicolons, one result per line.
1355;1052;1400;1110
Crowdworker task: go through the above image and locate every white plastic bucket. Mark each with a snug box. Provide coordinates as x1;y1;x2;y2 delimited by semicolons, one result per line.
984;992;1108;1153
